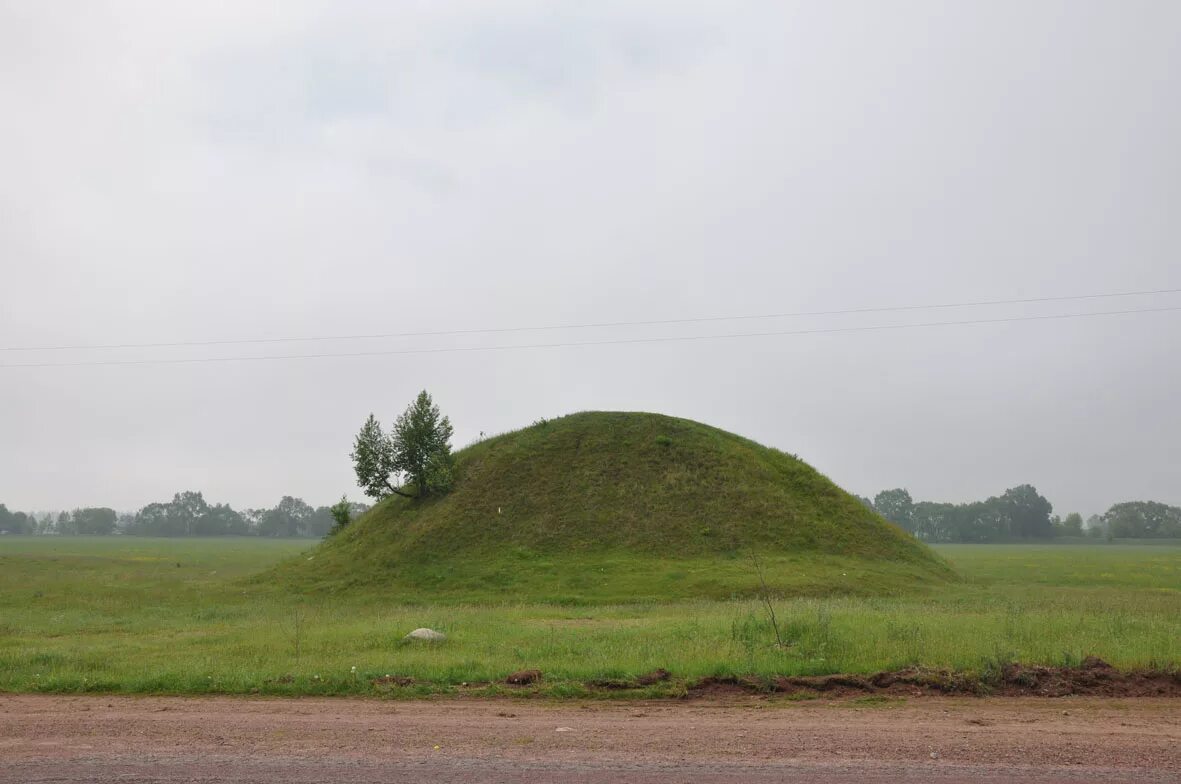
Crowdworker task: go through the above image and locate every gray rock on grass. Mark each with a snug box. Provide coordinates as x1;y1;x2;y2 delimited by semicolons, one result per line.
403;627;446;642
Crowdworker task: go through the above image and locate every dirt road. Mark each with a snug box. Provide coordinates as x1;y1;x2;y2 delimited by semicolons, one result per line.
1;695;1178;783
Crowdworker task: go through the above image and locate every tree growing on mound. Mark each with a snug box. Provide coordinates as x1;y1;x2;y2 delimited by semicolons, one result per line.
329;496;352;533
351;390;455;501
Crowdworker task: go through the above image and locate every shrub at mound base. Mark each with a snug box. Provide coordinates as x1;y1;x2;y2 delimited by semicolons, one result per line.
269;412;952;600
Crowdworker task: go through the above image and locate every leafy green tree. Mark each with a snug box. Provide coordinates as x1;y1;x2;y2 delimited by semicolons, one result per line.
351;391;455;500
129;502;169;535
169;491;210;536
258;496;314;537
351;414;400;500
241;507;265;534
392;391;455;498
911;501;955;541
996;484;1053;538
195;503;248;536
117;512;136;532
949;500;1009;542
329;496;352;532
303;506;335;538
72;507;117;535
1060;512;1084;536
0;504;30;534
873;488;915;531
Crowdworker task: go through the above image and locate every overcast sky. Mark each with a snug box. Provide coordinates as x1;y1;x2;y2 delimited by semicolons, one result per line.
2;1;1178;517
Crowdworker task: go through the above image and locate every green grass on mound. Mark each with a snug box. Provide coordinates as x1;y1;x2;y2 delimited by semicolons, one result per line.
268;412;950;600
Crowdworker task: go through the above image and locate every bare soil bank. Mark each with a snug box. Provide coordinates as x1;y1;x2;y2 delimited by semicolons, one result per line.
1;694;1178;783
687;657;1181;699
367;657;1181;698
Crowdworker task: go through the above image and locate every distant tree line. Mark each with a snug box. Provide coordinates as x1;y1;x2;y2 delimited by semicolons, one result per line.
1100;501;1181;539
858;486;1181;542
0;492;368;538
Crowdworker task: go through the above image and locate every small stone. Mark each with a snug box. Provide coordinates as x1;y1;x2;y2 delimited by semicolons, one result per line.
403;628;446;642
556;727;574;732
929;751;939;759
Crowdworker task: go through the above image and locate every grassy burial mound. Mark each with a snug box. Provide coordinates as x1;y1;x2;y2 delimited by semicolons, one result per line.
272;412;951;601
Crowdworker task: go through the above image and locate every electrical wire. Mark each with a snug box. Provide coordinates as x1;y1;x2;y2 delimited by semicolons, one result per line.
2;304;1177;369
2;286;1179;353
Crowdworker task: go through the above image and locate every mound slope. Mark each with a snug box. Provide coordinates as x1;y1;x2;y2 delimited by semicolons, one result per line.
273;412;950;599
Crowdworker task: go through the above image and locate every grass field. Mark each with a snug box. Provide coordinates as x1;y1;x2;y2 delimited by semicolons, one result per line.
0;536;1178;697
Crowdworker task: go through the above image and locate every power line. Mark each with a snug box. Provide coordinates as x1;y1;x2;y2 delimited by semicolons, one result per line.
2;304;1177;369
3;286;1179;353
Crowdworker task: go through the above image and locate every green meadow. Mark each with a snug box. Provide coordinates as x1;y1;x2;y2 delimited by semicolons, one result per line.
0;536;1177;697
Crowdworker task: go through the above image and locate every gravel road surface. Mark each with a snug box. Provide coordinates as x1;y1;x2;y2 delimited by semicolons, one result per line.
1;695;1177;783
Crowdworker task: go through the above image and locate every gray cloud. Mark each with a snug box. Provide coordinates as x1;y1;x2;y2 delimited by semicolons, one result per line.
1;1;1178;516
